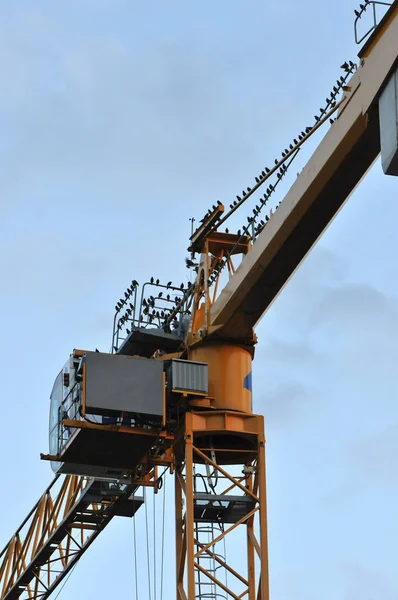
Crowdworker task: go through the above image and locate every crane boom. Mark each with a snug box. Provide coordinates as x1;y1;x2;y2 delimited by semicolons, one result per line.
0;476;143;600
209;0;398;341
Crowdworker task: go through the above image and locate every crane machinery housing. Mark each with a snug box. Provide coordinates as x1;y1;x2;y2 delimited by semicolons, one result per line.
1;2;398;599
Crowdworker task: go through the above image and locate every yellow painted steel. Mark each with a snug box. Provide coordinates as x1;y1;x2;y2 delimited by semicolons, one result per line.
189;345;252;413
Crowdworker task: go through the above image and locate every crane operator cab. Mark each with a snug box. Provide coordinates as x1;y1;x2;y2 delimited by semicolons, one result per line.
47;349;167;480
45;349;209;481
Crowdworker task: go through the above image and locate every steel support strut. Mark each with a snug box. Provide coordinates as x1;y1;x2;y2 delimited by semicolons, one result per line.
175;411;269;600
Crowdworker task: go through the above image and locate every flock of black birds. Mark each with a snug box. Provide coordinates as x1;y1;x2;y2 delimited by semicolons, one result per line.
112;278;193;351
112;57;360;347
354;0;372;19
185;59;358;289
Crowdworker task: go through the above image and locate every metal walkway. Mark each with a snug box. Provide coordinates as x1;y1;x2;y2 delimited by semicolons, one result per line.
0;475;142;600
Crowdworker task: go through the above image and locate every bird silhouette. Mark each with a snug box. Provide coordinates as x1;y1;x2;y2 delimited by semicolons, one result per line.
247;187;251;192
167;281;172;287
225;228;229;234
150;277;154;284
354;8;360;17
180;283;184;290
274;159;279;165
255;176;260;183
236;195;241;201
158;291;163;298
156;279;159;285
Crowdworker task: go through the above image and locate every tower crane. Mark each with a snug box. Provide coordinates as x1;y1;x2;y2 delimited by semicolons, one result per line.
1;2;398;598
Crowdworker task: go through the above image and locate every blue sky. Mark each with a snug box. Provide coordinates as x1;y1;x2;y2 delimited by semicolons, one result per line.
0;1;397;599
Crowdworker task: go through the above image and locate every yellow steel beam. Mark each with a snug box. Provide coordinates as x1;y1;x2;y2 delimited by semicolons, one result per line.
208;1;398;341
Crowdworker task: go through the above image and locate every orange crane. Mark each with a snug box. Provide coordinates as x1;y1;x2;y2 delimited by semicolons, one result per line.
1;2;398;598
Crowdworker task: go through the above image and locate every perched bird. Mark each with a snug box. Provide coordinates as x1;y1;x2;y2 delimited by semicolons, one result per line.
349;60;355;68
274;158;279;165
237;229;241;236
230;203;233;209
150;277;154;284
330;118;335;124
266;167;270;173
156;278;160;285
293;138;298;145
247;187;251;192
236;195;241;202
180;283;184;290
354;8;360;17
242;190;246;197
167;281;172;287
225;228;229;234
261;171;266;177
340;61;349;71
217;200;222;205
185;258;196;268
289;143;293;150
132;279;138;287
143;298;147;306
158;291;163;298
166;294;170;301
255;176;260;183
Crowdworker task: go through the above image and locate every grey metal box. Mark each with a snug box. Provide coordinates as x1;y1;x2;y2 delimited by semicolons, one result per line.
83;352;164;417
379;66;398;176
170;359;208;394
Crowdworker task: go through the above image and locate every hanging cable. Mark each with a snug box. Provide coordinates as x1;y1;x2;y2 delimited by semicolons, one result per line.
133;509;139;600
153;488;157;600
160;472;167;600
144;487;152;600
53;563;77;599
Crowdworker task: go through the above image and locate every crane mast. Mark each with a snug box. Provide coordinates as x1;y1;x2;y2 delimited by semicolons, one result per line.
1;2;398;599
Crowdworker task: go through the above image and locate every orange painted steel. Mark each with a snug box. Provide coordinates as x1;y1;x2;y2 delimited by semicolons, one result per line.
188;345;252;412
0;476;142;600
175;411;269;600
